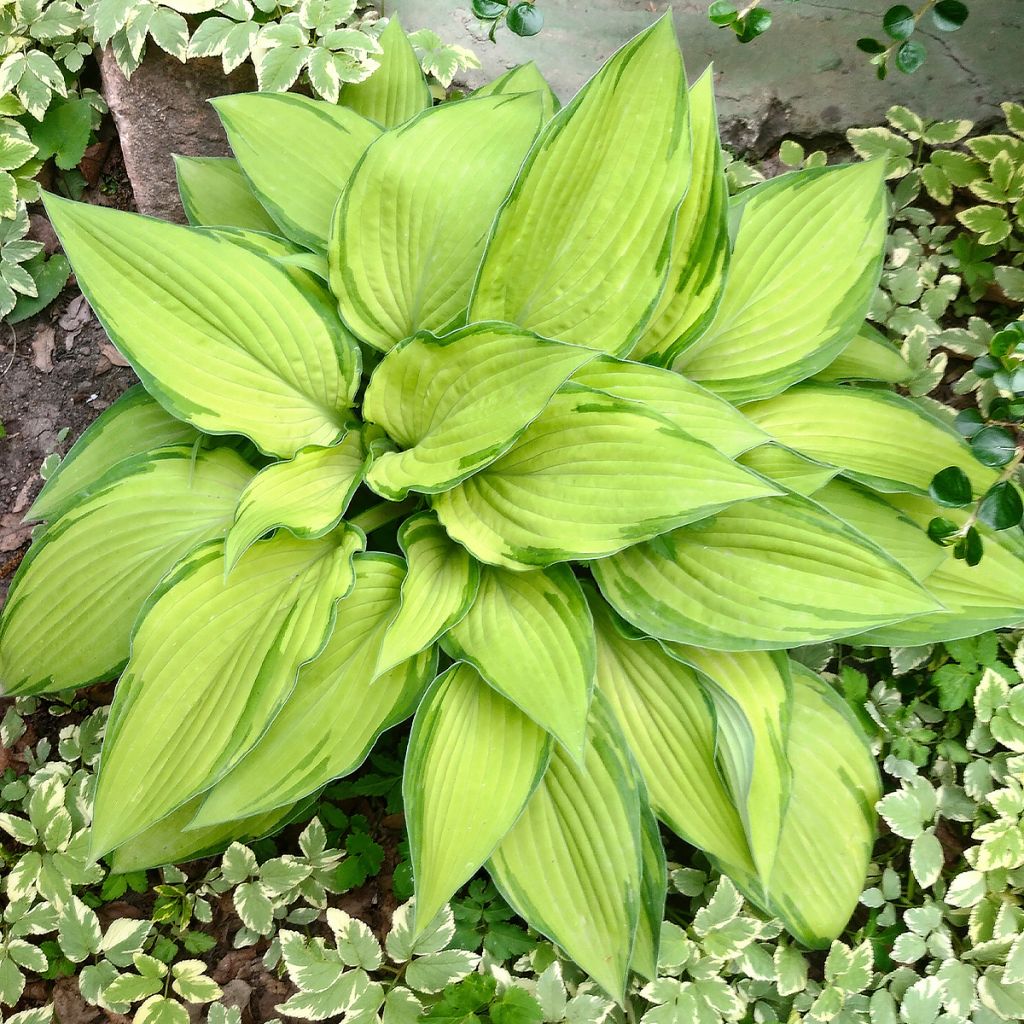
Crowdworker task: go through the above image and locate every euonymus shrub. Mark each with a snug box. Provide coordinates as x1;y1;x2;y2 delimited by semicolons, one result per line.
2;13;1024;1001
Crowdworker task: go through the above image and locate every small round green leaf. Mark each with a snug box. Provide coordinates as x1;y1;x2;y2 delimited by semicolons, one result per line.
856;36;886;54
883;5;916;40
954;408;984;438
894;39;927;74
472;0;507;18
970;425;1018;468
506;3;543;35
990;325;1023;357
736;8;771;41
954;525;984;566
973;354;1001;378
708;0;738;25
927;516;959;545
931;0;968;31
978;481;1024;531
929;466;973;507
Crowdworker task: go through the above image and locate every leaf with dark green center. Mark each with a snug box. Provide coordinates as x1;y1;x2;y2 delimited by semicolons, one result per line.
978;481;1024;531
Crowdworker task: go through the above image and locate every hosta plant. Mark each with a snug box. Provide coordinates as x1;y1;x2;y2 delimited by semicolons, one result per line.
3;14;1024;1001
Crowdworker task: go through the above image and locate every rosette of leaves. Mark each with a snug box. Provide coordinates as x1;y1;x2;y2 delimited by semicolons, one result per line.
4;14;1024;1000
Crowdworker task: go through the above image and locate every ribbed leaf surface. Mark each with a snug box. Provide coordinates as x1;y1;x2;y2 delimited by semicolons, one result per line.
488;695;643;1000
673;163;887;402
330;94;544;351
737;444;839;496
474;62;559;120
814;324;913;384
433;385;777;569
0;447;253;696
27;385;198;522
633;806;667;981
469;16;689;354
444;563;595;758
362;324;593;499
405;663;551;930
193;555;434;826
43;195;360;458
174;156;279;233
375;513;479;675
213;92;381;250
593;494;941;649
225;432;367;570
91;527;364;855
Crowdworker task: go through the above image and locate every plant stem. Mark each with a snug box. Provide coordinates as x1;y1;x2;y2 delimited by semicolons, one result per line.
349;497;419;535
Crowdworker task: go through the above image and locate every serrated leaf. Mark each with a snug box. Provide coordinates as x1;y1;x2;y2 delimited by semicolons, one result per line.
56;897;102;963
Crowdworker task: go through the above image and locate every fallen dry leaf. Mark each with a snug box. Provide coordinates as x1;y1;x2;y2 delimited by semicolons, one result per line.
99;341;131;367
31;326;55;373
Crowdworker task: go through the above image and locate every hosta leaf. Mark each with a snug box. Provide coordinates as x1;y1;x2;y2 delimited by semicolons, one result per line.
329;94;544;352
193;555;435;826
340;16;430;127
811;480;946;580
375;512;479;675
632;69;728;364
362;324;593;499
673;162;887;402
444;563;595;758
571;357;767;457
212;92;381;250
405;662;551;930
91;527;364;856
813;324;913;384
469;15;689;355
743;385;995;495
0;447;253;696
668;649;792;885
588;590;754;879
474;61;559;121
174;155;279;233
632;803;667;981
225;431;367;570
433;385;778;569
110;796;296;871
765;665;880;946
737;444;839;496
488;694;643;1001
593;493;941;650
854;495;1024;644
27;384;198;522
43;195;360;458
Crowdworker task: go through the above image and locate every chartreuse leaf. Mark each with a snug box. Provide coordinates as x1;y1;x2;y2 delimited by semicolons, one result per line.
0;447;254;697
443;563;595;759
173;156;279;233
571;357;767;457
854;495;1024;644
110;795;297;872
474;62;559;121
811;479;946;580
593;493;942;650
813;323;913;384
27;385;198;522
673;163;887;402
225;430;367;571
405;662;551;931
212;92;381;250
737;444;839;495
668;649;792;885
469;15;689;354
433;385;778;569
632;806;667;981
43;195;360;459
193;555;435;827
199;226;328;281
765;665;880;947
330;94;544;352
375;512;480;675
91;526;365;856
632;69;728;364
488;694;643;1001
588;590;754;880
340;16;430;128
362;324;593;499
743;385;995;495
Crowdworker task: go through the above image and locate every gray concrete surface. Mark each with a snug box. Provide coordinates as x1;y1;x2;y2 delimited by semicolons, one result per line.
392;0;1024;150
